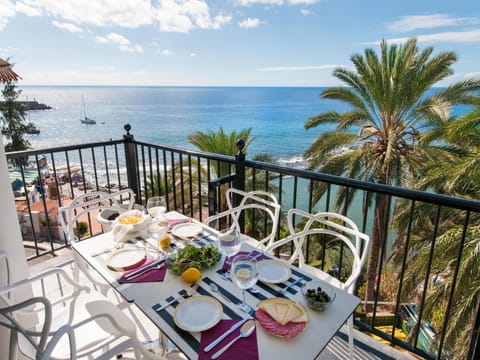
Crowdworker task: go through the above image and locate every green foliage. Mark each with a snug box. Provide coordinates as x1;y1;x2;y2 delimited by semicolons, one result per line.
75;222;89;237
0;81;31;165
303;38;480;320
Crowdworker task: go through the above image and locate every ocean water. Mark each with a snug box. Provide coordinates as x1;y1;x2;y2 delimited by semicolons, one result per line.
20;86;347;164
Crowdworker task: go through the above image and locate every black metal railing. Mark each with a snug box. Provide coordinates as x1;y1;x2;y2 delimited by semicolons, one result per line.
6;125;480;360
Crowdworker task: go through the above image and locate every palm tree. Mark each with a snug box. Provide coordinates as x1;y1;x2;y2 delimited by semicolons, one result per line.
187;127;255;210
391;107;480;357
303;38;480;309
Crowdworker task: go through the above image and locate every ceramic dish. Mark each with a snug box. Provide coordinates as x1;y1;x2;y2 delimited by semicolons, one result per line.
256;298;308;338
173;296;223;332
106;248;147;272
257;259;292;283
171;222;203;240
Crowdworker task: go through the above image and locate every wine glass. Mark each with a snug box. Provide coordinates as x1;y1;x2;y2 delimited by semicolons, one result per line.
230;254;258;313
146;196;167;219
146;216;168;255
218;229;243;259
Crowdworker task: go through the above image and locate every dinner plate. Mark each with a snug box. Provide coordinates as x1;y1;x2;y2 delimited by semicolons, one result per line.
106;248;147;272
257;259;292;283
171;222;203;240
256;299;308;338
173;296;223;332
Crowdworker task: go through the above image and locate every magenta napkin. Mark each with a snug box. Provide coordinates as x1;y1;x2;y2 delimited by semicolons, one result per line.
222;250;264;271
118;259;167;283
167;218;192;231
199;319;259;360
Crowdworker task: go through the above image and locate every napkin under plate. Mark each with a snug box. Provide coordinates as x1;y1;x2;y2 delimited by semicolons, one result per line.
119;259;167;283
199;319;259;360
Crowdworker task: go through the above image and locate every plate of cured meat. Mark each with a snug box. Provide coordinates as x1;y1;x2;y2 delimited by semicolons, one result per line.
255;298;308;338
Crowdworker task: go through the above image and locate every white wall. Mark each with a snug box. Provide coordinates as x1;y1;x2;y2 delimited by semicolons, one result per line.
0;135;29;359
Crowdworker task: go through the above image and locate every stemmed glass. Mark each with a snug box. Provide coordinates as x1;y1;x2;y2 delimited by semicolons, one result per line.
230;254;258;313
146;196;167;219
218;229;243;267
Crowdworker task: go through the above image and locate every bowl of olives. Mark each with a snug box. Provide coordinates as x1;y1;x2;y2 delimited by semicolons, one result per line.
301;280;336;312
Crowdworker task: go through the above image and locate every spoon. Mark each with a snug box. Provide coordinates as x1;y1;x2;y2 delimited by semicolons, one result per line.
211;320;255;359
209;283;232;303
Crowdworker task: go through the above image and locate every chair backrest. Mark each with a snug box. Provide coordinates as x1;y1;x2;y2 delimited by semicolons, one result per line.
58;188;135;242
205;188;281;248
0;294;78;360
268;209;370;293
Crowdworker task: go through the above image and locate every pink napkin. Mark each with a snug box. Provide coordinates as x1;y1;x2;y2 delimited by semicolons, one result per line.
118;259;167;283
198;319;259;360
222;250;264;271
167;218;192;231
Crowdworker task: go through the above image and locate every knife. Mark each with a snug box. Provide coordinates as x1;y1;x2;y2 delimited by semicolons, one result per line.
124;257;165;280
203;318;248;352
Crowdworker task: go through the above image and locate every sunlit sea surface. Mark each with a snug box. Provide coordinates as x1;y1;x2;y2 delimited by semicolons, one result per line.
21;86;346;166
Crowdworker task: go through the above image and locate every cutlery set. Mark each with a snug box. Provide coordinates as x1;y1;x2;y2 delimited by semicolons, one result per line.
124;257;165;280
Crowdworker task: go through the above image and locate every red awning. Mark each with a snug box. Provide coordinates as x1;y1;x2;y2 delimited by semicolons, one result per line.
0;58;21;82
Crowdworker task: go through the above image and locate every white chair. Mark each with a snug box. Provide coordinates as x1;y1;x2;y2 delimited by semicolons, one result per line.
204;188;281;249
264;209;370;360
59;188;136;244
0;266;160;360
58;189;136;292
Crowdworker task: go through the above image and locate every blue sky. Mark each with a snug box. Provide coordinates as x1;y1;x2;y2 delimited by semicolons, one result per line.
0;0;479;86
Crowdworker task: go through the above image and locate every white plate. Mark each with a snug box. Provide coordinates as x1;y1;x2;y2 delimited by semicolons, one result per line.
173;296;223;332
171;222;203;240
106;248;146;272
258;259;292;284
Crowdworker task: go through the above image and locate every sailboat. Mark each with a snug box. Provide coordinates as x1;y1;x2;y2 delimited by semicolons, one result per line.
80;96;96;124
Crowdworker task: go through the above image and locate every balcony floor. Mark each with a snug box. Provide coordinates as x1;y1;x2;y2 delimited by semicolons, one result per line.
27;249;416;360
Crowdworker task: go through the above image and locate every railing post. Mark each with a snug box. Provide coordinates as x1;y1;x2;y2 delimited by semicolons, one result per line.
234;138;246;232
123;124;140;204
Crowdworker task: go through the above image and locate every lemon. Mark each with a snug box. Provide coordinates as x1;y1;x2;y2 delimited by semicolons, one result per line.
181;267;201;283
158;235;171;250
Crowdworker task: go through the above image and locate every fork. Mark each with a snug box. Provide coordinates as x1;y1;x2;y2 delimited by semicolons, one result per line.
158;283;199;310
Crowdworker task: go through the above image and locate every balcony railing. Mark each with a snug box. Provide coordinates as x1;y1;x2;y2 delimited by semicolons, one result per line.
6;125;480;360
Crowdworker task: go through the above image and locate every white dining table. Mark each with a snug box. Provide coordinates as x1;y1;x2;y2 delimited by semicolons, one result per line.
72;211;360;360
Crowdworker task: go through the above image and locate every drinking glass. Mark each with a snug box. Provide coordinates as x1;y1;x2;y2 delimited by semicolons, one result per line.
147;196;167;219
218;229;242;258
146;216;168;254
230;254;258;313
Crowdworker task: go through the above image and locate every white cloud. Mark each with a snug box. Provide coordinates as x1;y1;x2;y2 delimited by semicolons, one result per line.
300;9;312;16
0;0;15;31
161;49;174;55
257;65;339;71
153;0;231;33
376;29;480;45
388;14;480;33
239;17;261;29
52;20;83;33
95;32;143;52
120;44;144;53
15;0;152;28
235;0;319;5
190;52;197;57
96;32;130;45
16;2;43;16
288;0;321;4
235;0;283;5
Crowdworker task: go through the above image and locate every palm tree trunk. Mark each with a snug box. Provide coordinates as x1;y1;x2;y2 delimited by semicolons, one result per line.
365;193;389;313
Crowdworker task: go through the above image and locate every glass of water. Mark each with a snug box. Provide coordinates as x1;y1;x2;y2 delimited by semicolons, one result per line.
231;254;258;313
147;216;168;254
218;229;242;258
146;196;167;219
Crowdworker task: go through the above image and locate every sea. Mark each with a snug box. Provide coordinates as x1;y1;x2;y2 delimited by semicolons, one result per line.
20;86;347;166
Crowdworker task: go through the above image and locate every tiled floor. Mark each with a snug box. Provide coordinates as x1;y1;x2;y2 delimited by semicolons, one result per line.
27;251;415;360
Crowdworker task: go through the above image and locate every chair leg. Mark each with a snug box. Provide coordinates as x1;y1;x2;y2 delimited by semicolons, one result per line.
347;315;354;360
